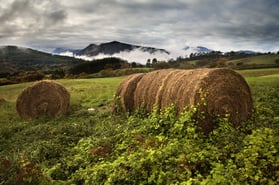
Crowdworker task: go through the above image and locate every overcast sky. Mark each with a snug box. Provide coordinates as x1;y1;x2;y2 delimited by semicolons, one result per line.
0;0;279;53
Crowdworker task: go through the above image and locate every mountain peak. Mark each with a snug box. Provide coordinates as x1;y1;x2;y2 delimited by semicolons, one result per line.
108;40;122;44
52;47;81;55
79;41;169;57
183;45;212;53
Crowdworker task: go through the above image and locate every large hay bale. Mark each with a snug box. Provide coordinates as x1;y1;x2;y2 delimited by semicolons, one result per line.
0;98;7;105
134;69;177;112
16;80;70;120
114;73;145;112
115;68;253;133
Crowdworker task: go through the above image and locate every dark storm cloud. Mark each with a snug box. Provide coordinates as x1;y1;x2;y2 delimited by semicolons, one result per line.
1;0;278;52
214;0;279;40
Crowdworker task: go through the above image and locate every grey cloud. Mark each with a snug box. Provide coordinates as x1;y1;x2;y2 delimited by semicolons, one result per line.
174;0;279;48
0;0;32;22
44;9;67;26
0;0;67;39
1;0;278;52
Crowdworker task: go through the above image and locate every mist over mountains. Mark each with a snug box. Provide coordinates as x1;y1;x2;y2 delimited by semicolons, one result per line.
52;48;81;55
184;46;213;53
80;41;170;56
0;41;263;73
53;41;214;64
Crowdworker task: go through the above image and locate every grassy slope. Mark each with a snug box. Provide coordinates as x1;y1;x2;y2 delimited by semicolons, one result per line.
229;54;279;65
0;46;84;72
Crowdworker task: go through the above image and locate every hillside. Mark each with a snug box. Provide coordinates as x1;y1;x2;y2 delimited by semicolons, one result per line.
79;41;170;56
0;46;84;75
177;53;279;69
227;54;279;67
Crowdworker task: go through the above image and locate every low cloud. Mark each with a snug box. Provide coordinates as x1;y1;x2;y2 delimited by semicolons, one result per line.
59;46;211;65
62;48;172;65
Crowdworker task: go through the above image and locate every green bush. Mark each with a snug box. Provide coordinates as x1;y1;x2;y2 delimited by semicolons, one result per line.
39;105;278;184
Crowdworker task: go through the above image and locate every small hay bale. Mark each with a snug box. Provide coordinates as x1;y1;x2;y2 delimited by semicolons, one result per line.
16;80;70;120
115;68;253;133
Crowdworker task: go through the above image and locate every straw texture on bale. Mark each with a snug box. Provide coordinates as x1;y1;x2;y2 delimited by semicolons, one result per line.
0;98;7;105
114;73;145;112
115;68;253;133
16;80;70;120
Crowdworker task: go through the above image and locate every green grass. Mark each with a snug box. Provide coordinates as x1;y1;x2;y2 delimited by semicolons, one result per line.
0;82;31;103
237;67;279;77
60;77;124;110
0;68;278;184
0;76;124;107
246;73;279;85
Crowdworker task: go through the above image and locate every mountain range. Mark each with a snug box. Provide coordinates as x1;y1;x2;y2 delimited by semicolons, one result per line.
0;41;264;77
79;41;170;56
53;41;215;64
54;42;260;60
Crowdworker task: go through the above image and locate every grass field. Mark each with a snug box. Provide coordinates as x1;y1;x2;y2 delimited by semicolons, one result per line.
0;68;278;184
238;67;279;76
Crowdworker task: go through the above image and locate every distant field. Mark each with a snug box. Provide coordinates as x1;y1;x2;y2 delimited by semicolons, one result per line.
185;54;279;69
229;54;279;65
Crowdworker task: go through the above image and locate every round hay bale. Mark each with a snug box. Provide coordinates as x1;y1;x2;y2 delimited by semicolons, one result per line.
114;73;145;112
16;80;70;120
134;69;175;112
0;98;7;105
157;68;252;132
115;68;253;133
194;68;253;132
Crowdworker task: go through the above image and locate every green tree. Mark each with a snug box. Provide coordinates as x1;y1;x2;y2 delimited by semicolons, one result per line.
146;59;151;67
152;58;158;66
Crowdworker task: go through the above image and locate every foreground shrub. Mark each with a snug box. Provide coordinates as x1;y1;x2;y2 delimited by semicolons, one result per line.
41;106;278;184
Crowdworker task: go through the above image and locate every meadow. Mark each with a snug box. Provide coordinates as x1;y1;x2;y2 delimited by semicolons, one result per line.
0;68;278;184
